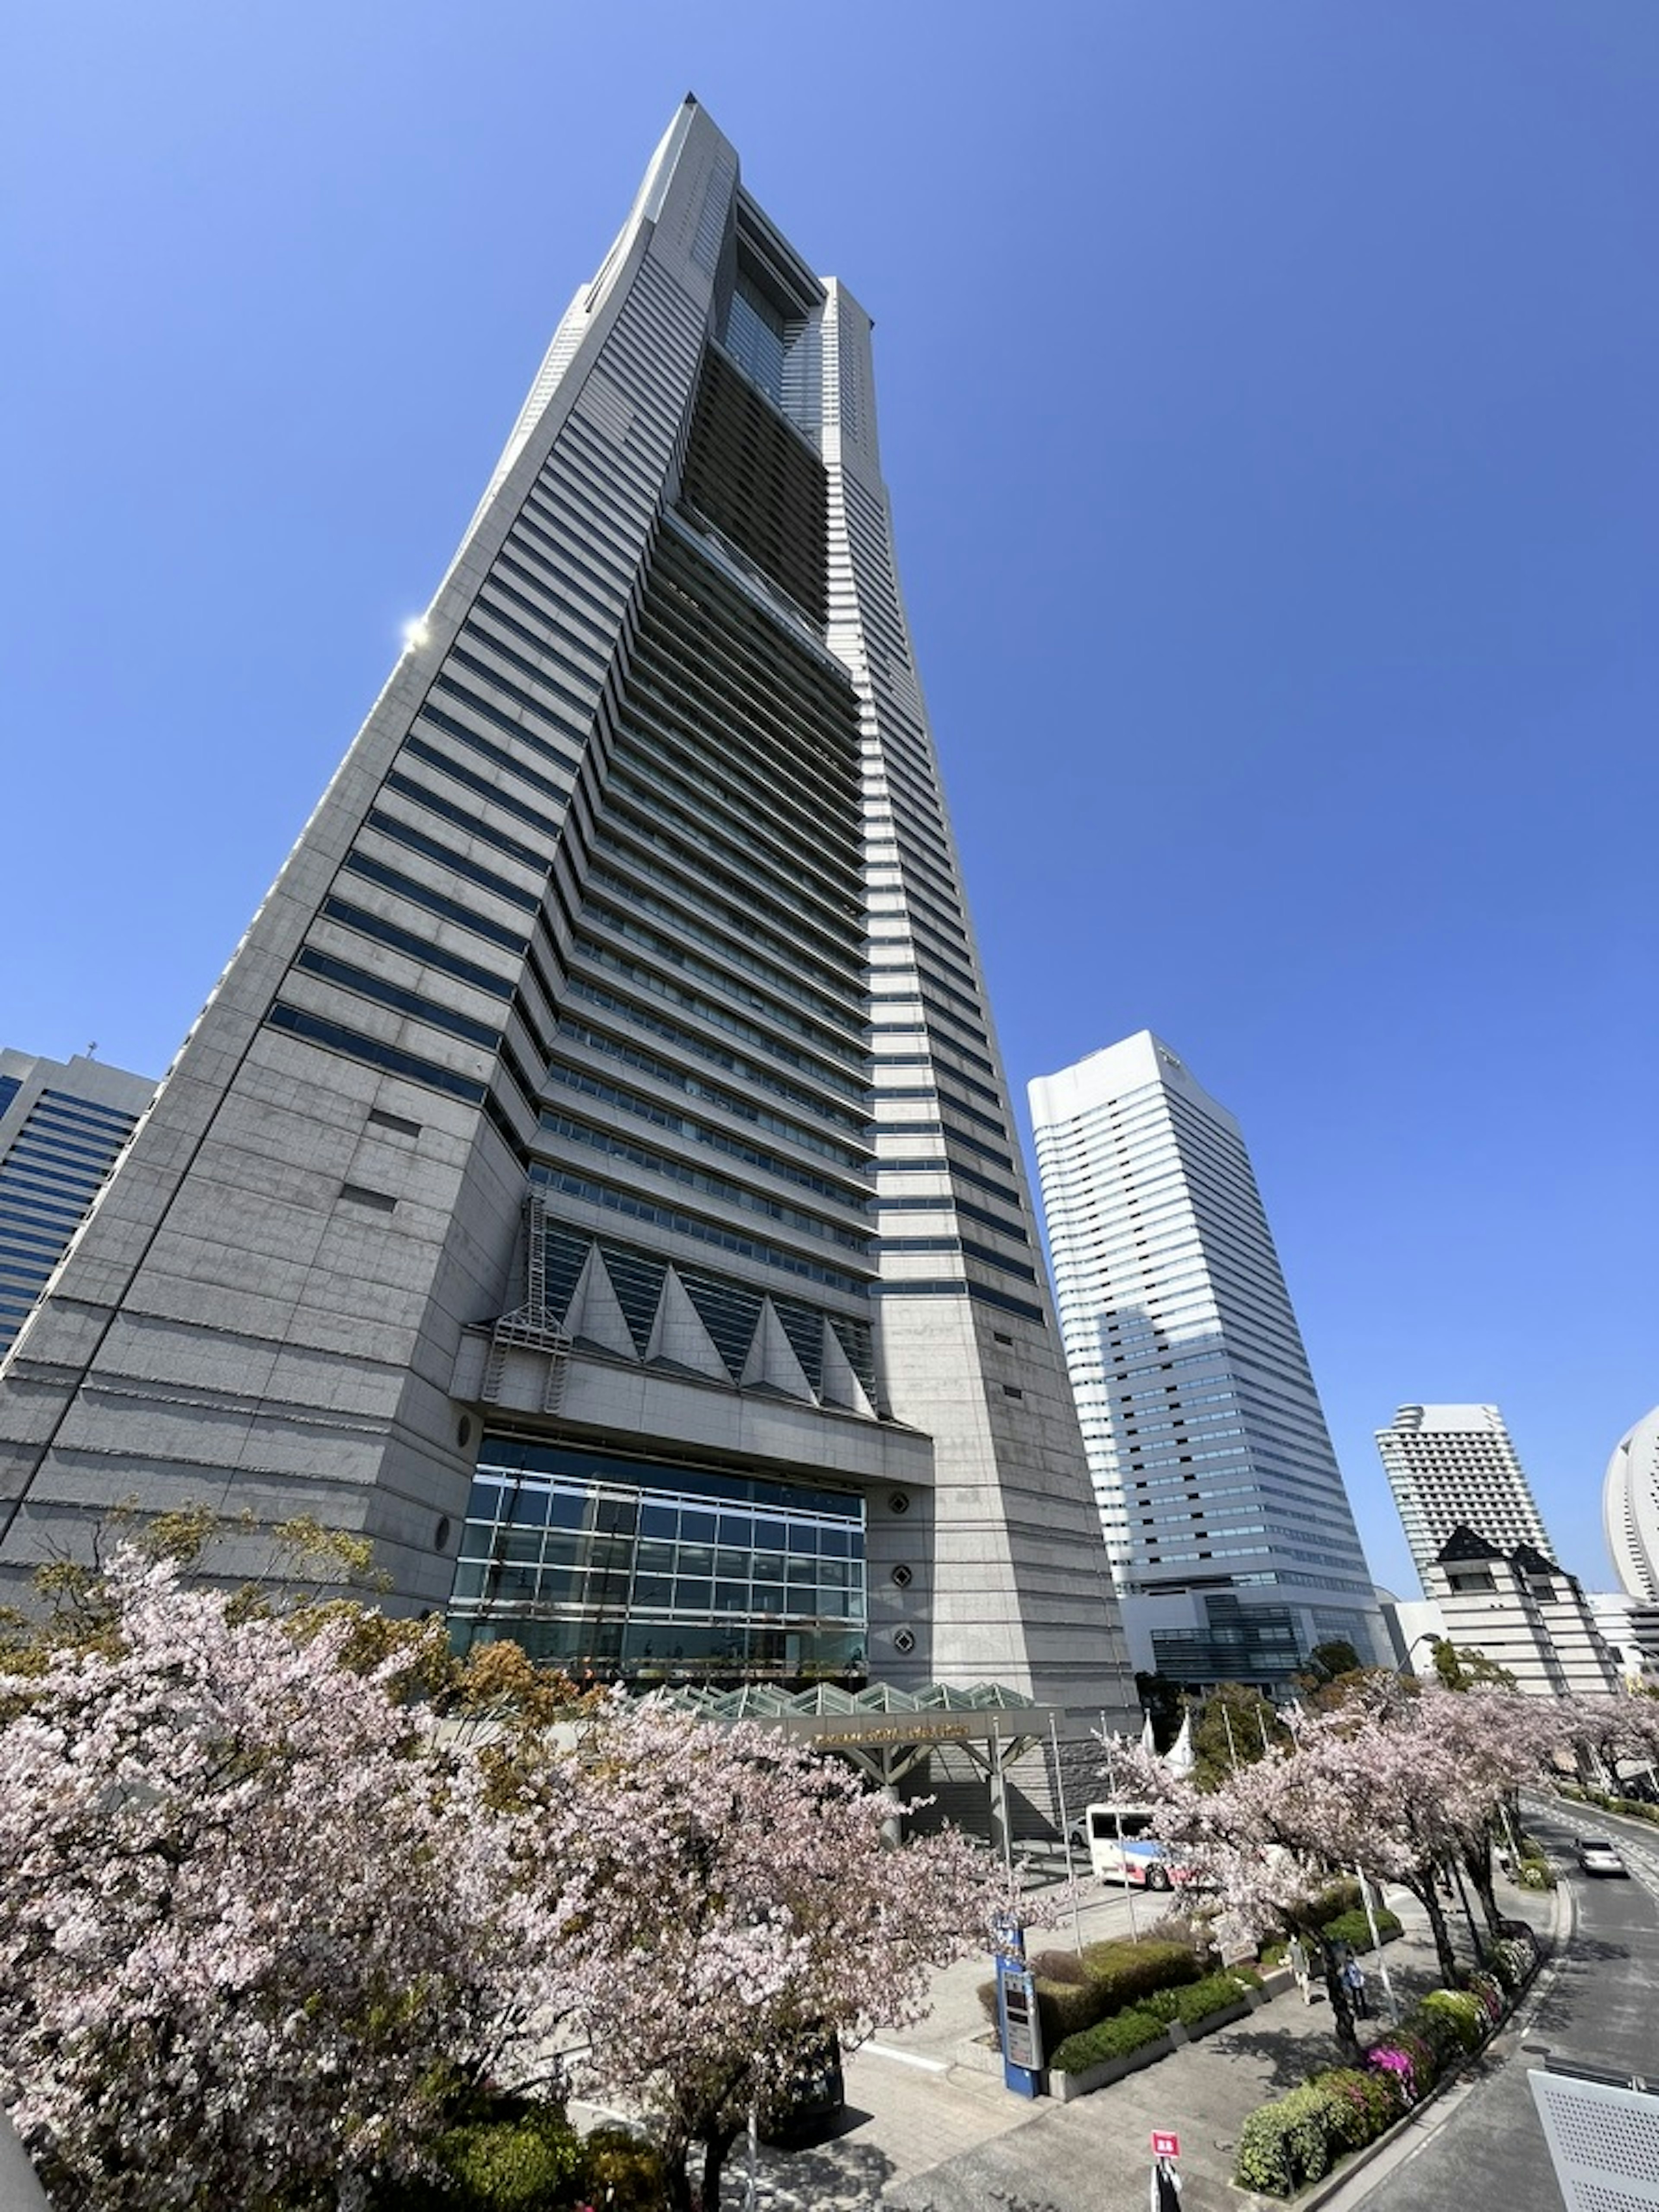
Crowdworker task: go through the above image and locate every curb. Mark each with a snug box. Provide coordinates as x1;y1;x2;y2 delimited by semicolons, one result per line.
1235;1885;1571;2212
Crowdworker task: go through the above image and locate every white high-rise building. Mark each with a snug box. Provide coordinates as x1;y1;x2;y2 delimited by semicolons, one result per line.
1603;1407;1659;1605
1028;1032;1382;1688
1375;1405;1552;1593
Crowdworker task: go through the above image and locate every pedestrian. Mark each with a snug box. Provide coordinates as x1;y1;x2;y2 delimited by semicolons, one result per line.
1286;1933;1313;2005
1341;1952;1370;2020
1151;2154;1182;2209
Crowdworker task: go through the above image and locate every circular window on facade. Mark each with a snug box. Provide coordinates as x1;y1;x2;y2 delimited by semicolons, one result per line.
435;1516;452;1552
888;1491;910;1515
457;1417;473;1449
891;1563;914;1588
893;1627;916;1656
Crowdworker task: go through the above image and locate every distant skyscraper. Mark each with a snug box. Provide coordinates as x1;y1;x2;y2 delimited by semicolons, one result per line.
1603;1407;1659;1605
1028;1031;1382;1687
0;102;1131;1722
0;1051;155;1361
1375;1405;1552;1592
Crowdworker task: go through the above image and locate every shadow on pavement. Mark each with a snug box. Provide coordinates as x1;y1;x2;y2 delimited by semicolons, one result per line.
1201;2021;1351;2095
759;2132;897;2208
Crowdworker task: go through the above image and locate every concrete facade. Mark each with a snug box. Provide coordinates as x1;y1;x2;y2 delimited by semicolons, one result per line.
1423;1526;1623;1697
1028;1031;1382;1687
0;104;1132;1724
1375;1402;1554;1592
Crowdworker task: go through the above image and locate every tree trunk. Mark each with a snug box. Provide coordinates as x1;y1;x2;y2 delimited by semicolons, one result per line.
699;2123;739;2212
1402;1870;1459;1984
1462;1835;1503;1938
660;2127;695;2212
1309;1930;1360;2059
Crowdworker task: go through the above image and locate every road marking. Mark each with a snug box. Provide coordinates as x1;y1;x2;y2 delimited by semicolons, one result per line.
860;2042;951;2072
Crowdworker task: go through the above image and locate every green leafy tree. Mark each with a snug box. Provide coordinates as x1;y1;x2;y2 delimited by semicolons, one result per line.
1429;1639;1518;1693
1192;1683;1289;1790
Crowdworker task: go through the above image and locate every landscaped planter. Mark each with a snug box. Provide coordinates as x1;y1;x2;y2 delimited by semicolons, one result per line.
1167;1996;1252;2043
1048;1988;1261;2099
1047;2029;1176;2102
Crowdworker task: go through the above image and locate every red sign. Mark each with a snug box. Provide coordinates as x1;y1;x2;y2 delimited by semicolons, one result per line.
1151;2131;1180;2159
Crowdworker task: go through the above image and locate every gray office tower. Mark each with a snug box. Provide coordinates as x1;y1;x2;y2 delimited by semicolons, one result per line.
0;1052;156;1363
0;103;1132;1721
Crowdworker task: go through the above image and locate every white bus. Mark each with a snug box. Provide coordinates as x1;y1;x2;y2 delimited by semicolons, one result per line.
1073;1803;1195;1891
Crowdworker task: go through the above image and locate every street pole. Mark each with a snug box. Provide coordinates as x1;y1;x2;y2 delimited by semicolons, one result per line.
1221;1701;1239;1772
1050;1712;1083;1954
1103;1732;1139;1943
1355;1866;1398;2021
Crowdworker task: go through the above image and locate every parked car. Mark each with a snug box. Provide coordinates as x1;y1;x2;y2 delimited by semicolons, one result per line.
1574;1835;1628;1877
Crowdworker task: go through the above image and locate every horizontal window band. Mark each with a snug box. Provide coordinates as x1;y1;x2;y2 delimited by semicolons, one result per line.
384;771;549;875
868;1279;1047;1325
418;694;584;779
530;1165;872;1299
319;896;515;999
293;948;504;1052
403;734;569;838
364;810;541;911
338;853;530;953
267;1004;489;1105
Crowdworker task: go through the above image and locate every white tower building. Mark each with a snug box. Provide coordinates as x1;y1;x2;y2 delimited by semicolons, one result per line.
1375;1404;1552;1593
1028;1031;1382;1687
1603;1407;1659;1605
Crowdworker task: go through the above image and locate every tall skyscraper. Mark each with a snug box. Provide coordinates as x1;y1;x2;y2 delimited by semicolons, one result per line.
0;1051;156;1361
1603;1407;1659;1605
1029;1031;1382;1687
0;103;1131;1721
1375;1404;1552;1592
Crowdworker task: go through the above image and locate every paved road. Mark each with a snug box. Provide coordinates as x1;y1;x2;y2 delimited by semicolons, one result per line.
1352;1800;1659;2212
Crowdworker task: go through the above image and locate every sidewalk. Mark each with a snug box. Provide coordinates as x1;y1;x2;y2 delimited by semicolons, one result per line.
750;1870;1553;2212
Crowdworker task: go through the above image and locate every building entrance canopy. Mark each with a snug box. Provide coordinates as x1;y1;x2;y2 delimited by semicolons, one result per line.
640;1678;1053;1799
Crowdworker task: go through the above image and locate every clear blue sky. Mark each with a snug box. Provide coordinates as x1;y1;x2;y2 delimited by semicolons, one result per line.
5;3;1655;1599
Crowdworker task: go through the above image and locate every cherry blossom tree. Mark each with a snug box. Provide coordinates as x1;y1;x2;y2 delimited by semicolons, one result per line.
0;1550;577;2211
1116;1734;1374;2055
520;1702;1023;2212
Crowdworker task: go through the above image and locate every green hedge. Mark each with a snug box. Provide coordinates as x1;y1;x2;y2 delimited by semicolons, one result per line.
1321;1907;1403;1953
1144;1967;1262;2029
1050;1967;1261;2074
1049;2003;1169;2075
1418;1989;1484;2055
980;1935;1202;2052
374;2105;585;2211
1236;1924;1541;2194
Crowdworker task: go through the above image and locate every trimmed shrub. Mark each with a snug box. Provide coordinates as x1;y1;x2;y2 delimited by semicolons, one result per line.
1321;1907;1403;1953
1485;1929;1538;1993
1234;2066;1405;2196
1144;1968;1261;2029
1318;2066;1404;2148
1309;1877;1363;1925
579;2128;667;2212
1029;1947;1089;1985
1048;2003;1168;2075
1463;1970;1505;2028
1233;2084;1335;2195
1366;2023;1439;2105
1077;1936;1203;2009
984;1936;1209;2052
1419;1988;1485;2055
394;2106;584;2211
